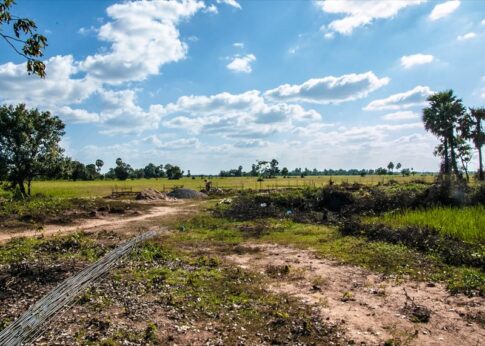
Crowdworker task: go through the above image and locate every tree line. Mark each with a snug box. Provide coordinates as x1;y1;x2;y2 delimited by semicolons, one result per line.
219;160;417;178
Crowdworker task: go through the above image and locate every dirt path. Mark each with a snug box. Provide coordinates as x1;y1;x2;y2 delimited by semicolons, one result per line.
226;243;484;346
0;204;186;243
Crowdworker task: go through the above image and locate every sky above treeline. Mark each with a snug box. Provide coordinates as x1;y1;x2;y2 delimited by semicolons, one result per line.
1;0;484;173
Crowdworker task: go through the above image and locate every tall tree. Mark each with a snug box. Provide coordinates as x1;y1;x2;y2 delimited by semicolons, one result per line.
462;108;485;180
423;90;467;178
0;0;48;77
95;159;104;173
0;104;65;195
387;161;394;174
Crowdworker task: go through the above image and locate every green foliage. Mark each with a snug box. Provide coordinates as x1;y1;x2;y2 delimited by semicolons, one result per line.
0;0;47;77
0;104;65;196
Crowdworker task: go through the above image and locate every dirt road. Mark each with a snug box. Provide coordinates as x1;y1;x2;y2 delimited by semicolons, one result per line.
0;204;186;243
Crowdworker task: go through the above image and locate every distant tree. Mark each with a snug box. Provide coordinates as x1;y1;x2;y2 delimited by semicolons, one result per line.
95;159;104;173
375;167;387;175
86;164;97;180
269;159;279;177
423;90;467;178
249;164;258;177
0;0;48;77
281;167;289;177
462;107;485;180
143;163;157;178
165;164;183;180
401;168;411;177
0;104;65;196
237;165;243;177
187;169;191;177
114;158;132;180
396;163;402;171
387;162;394;174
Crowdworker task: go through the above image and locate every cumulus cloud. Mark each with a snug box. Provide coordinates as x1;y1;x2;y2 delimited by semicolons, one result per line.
162;90;321;138
364;86;433;111
265;71;389;104
457;32;477;41
216;0;241;9
429;1;460;21
79;0;204;84
97;89;165;134
316;0;425;35
400;54;434;69
382;111;420;121
0;55;99;108
226;54;256;73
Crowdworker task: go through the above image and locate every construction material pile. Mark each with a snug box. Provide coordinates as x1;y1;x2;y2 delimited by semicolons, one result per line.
135;188;170;201
167;188;208;199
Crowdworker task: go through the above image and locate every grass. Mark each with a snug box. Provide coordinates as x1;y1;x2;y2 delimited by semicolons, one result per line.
365;206;485;243
0;175;436;198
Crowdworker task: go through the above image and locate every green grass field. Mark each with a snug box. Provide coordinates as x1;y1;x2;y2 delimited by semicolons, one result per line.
1;175;436;198
366;206;485;243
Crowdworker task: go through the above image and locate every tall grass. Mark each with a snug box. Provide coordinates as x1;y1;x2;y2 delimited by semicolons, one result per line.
367;206;485;243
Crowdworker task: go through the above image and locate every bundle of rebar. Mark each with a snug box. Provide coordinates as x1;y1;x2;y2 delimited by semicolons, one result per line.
0;229;158;346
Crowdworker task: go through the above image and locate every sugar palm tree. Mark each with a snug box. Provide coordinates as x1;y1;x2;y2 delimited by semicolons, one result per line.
423;90;466;177
463;108;485;180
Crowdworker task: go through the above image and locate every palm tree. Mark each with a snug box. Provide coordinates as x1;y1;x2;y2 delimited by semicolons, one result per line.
463;108;485;180
423;90;466;178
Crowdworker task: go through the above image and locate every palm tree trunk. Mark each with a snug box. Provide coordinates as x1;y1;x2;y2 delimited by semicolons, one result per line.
479;145;484;181
443;139;450;175
449;134;460;178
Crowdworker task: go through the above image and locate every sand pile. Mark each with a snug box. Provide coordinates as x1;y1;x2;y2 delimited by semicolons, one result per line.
135;188;170;201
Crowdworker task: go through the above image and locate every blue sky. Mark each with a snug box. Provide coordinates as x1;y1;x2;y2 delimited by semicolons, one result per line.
1;0;484;173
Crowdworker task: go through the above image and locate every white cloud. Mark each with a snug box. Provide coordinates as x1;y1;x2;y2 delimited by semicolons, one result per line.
429;1;460;21
457;32;477;41
227;54;256;73
233;42;244;48
147;136;200;150
204;4;218;14
382;111;420;121
0;55;99;108
162;90;322;137
217;0;241;9
316;0;425;35
78;26;97;35
481;19;485;25
265;71;389;104
56;106;100;123
365;86;433;111
400;54;434;69
97;89;165;134
79;0;205;84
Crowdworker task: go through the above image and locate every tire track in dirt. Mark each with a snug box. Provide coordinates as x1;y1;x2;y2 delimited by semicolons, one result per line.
225;243;484;346
0;204;186;243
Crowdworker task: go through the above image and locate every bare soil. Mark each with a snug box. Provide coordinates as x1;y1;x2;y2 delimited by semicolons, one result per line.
0;202;187;243
225;243;484;346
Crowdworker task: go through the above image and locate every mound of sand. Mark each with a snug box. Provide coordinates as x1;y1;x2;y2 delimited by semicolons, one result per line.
136;188;170;201
167;188;208;199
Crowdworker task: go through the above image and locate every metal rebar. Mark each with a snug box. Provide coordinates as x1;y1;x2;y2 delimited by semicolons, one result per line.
0;229;159;346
